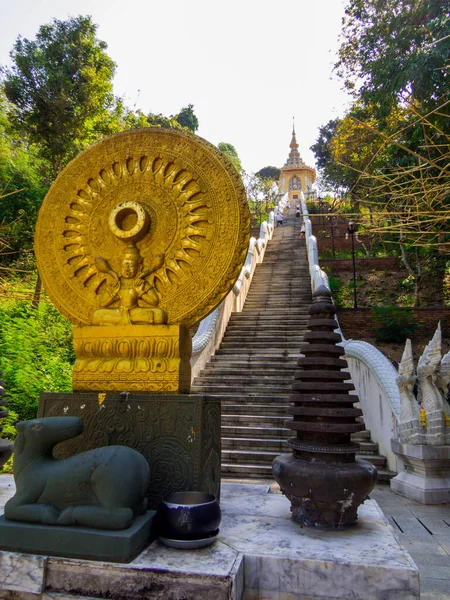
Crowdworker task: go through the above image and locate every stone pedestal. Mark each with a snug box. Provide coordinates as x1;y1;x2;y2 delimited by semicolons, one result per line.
72;324;192;393
391;438;450;504
38;392;221;509
0;512;155;563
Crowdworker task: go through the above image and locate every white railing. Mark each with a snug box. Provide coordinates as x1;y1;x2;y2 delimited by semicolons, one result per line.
300;192;400;471
190;214;274;380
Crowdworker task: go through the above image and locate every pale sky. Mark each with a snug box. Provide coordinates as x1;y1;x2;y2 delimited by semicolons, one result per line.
0;0;351;176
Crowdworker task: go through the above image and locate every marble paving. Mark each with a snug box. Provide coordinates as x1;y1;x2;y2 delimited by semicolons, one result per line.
0;476;419;600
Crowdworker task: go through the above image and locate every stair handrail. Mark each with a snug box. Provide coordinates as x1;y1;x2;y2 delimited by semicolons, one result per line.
191;212;275;380
299;191;400;471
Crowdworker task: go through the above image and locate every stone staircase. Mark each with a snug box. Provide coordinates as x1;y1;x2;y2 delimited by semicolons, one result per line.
191;211;395;482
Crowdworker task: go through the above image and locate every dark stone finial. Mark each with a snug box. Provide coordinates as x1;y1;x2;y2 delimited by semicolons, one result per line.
312;284;332;300
272;288;377;529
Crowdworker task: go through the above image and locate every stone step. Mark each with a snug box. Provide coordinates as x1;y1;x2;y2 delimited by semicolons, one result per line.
352;429;370;440
245;289;310;295
375;470;396;482
221;414;287;426
221;450;387;468
210;355;301;364
202;367;297;376
210;394;291;403
221;425;289;437
223;329;305;337
216;347;303;355
243;299;310;305
246;282;309;286
194;376;292;385
247;279;309;284
221;404;289;415
220;424;373;440
221;462;274;477
222;437;288;452
221;335;304;343
220;341;303;349
247;287;309;292
225;323;308;330
222;449;279;465
192;383;292;394
221;437;379;454
242;302;309;308
225;324;307;331
230;312;310;320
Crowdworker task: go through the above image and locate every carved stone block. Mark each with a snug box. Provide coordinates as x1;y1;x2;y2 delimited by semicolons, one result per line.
38;393;221;510
391;438;450;504
0;512;155;563
72;324;192;393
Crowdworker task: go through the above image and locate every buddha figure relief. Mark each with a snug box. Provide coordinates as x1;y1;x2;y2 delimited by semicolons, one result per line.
91;200;167;326
91;245;167;326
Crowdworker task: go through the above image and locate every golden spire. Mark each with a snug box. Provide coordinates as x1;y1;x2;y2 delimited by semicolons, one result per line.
290;124;299;150
284;120;303;167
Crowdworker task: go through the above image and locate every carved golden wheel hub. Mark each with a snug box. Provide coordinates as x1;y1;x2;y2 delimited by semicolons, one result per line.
34;127;250;392
108;201;150;242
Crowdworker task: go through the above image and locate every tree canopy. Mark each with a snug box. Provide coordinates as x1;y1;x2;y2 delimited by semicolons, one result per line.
218;142;243;173
335;0;450;117
0;89;46;248
3;15;116;180
176;104;199;132
256;166;281;181
311;0;450;304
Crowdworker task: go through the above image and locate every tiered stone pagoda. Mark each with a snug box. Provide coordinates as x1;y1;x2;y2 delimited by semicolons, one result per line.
279;125;316;203
273;286;377;528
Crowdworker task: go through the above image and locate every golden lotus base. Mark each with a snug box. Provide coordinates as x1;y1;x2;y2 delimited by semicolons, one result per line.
72;324;192;393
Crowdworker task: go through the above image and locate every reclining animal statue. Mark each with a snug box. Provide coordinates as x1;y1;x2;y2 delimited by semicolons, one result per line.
4;417;150;530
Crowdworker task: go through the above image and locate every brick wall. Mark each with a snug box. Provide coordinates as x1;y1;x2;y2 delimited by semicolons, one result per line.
316;235;373;254
338;308;450;339
321;257;402;272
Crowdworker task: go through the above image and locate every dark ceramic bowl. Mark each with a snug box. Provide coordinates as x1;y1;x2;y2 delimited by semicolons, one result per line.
157;491;221;541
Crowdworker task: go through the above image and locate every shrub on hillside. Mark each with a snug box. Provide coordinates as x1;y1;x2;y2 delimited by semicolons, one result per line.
0;301;73;421
372;306;420;343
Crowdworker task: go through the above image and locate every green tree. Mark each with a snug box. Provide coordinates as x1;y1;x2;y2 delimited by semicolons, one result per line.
110;102;199;134
176;104;199;132
3;15;116;180
243;172;278;227
335;0;449;118
310;118;356;195
218;142;242;173
0;89;47;251
256;166;281;181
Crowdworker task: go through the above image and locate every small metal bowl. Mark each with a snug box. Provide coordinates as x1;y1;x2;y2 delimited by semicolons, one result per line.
157;491;221;543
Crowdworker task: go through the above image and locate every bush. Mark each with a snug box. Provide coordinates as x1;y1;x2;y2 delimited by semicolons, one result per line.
0;301;74;421
372;306;420;343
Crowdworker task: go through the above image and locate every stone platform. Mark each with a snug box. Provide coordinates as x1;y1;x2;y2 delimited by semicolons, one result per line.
0;482;419;600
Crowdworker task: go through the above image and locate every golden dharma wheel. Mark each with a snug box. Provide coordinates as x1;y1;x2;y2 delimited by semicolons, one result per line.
35;128;250;327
